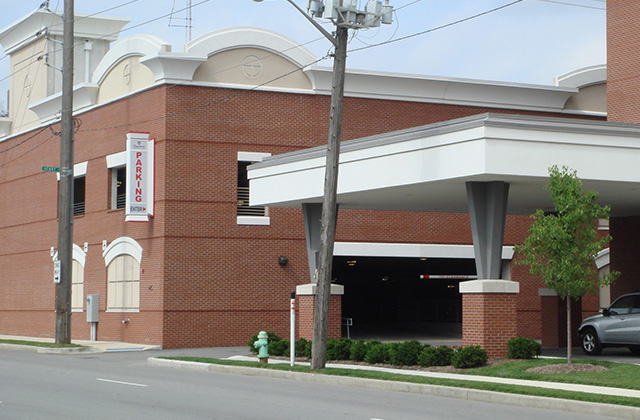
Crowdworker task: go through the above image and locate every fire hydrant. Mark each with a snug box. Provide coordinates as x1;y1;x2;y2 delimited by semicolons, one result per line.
254;331;269;363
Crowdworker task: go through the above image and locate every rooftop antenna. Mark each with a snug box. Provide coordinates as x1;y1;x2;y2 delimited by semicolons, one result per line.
168;0;193;43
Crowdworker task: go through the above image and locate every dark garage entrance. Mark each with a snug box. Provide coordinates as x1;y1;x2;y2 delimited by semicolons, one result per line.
333;256;476;342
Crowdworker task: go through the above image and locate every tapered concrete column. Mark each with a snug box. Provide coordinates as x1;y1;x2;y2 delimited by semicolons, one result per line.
302;203;322;283
466;181;509;279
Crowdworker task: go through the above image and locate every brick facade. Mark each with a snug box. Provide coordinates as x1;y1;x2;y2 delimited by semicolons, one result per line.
461;292;517;358
607;0;640;123
539;295;582;348
0;79;606;349
296;294;343;341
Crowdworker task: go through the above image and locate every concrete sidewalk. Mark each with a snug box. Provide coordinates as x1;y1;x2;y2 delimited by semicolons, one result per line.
0;335;161;353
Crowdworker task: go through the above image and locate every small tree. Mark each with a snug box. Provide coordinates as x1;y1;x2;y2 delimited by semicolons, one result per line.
515;166;618;364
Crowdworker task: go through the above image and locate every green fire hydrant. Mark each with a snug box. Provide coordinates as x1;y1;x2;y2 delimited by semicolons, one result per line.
254;331;269;363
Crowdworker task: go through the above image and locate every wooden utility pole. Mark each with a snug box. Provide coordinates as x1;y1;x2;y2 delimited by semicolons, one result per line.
310;26;348;370
55;0;74;344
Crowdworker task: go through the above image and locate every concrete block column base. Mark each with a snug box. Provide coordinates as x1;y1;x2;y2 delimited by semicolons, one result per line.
296;283;344;341
460;280;519;358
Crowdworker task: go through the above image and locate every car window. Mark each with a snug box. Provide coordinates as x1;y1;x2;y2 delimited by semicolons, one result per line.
632;297;640;314
609;295;635;315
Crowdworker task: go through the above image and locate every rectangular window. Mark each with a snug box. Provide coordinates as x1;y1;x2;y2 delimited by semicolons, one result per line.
237;161;265;217
237;152;271;225
73;176;86;216
111;167;126;209
106;151;127;211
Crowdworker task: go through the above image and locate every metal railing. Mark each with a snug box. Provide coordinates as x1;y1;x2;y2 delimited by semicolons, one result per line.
116;193;126;209
237;187;265;217
73;201;85;216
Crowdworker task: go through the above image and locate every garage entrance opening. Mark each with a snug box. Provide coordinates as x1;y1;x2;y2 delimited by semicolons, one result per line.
334;256;476;343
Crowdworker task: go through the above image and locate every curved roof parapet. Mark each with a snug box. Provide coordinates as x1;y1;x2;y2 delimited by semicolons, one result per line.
0;9;130;54
92;34;172;85
554;64;606;89
185;27;318;69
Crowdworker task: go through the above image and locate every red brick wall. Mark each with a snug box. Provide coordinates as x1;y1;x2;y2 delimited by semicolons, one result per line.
540;296;582;348
607;0;640;123
297;294;342;341
610;217;640;298
462;293;517;358
0;81;604;349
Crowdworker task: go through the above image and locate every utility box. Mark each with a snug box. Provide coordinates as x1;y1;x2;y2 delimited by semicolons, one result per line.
86;295;99;323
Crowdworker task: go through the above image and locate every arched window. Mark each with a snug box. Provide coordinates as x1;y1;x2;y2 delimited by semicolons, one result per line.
72;244;86;312
103;237;142;311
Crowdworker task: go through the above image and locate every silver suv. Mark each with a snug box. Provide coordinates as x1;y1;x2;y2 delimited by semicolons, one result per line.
578;292;640;355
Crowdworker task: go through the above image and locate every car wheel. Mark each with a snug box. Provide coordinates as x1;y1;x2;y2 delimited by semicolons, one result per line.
580;328;602;355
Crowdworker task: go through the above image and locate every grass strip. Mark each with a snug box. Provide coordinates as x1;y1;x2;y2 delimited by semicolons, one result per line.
0;339;84;348
466;358;640;390
161;356;640;408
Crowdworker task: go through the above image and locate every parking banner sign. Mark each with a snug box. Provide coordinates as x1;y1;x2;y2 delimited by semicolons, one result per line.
125;132;155;222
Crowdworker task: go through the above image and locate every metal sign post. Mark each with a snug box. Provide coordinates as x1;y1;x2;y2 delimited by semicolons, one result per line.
290;291;296;367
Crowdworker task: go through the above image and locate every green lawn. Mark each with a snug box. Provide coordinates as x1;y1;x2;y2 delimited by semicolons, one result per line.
468;358;640;390
162;356;640;408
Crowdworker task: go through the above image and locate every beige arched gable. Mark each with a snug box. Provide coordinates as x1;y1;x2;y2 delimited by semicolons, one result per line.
563;83;606;114
193;47;312;90
97;56;155;104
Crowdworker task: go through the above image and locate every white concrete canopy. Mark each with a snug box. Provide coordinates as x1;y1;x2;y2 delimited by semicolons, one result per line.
249;113;640;217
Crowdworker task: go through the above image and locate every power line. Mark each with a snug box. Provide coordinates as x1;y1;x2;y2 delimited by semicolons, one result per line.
0;0;141;64
533;0;605;10
0;0;587;143
77;0;528;134
349;0;526;54
0;124;51;156
0;0;532;141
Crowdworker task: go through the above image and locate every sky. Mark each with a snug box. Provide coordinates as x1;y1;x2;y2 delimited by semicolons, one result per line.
0;0;606;112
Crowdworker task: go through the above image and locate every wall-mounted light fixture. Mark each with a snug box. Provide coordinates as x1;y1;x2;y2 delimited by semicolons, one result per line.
279;256;288;266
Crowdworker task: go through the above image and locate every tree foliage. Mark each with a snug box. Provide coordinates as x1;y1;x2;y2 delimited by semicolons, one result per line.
515;166;619;364
515;166;618;299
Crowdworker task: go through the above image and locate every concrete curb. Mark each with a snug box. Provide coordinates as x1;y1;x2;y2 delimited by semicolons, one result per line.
0;343;93;354
147;357;640;420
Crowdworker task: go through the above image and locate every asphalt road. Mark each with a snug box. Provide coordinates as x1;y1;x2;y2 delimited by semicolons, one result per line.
0;348;626;420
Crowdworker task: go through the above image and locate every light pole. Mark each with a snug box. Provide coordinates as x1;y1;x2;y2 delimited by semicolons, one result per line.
253;0;392;369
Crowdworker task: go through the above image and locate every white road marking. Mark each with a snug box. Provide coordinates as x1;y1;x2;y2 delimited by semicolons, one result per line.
96;378;148;387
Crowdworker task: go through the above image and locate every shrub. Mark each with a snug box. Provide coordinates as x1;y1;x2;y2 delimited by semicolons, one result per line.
302;339;313;358
248;331;283;354
327;338;353;360
418;345;454;367
507;336;542;359
269;339;289;357
349;340;368;362
364;342;391;364
389;340;423;366
451;345;488;369
295;338;310;357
